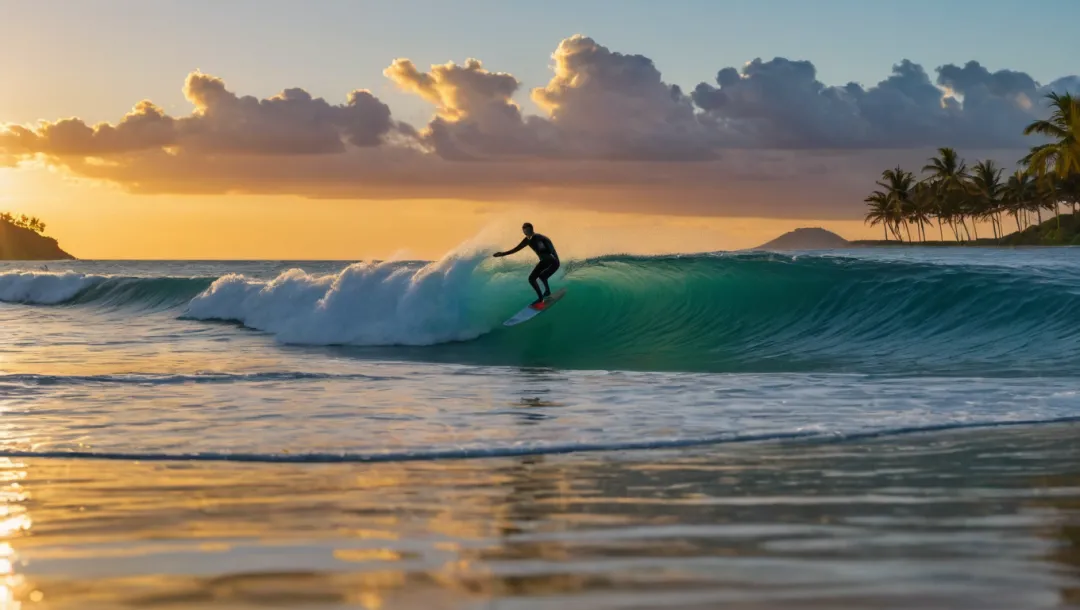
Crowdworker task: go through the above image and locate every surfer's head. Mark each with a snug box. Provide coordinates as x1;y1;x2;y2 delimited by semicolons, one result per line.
522;222;534;237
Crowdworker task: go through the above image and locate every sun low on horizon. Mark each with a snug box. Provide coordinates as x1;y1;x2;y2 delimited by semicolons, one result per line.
1;0;1078;259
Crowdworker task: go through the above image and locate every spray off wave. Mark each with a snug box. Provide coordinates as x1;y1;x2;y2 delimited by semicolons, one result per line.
184;251;520;345
6;250;1080;374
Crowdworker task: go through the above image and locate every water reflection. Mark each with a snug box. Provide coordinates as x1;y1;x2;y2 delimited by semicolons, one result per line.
2;425;1079;608
1024;471;1080;606
0;459;30;610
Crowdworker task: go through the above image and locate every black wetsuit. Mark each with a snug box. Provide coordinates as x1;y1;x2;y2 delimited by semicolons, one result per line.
504;233;560;300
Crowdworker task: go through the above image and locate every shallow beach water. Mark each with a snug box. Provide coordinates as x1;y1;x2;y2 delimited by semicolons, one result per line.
3;425;1079;609
1;248;1079;608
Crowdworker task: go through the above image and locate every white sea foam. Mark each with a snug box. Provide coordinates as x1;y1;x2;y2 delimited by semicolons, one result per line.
0;271;106;304
184;250;521;346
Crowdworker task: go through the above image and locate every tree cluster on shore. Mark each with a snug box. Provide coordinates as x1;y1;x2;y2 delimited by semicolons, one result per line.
864;93;1080;243
0;212;47;234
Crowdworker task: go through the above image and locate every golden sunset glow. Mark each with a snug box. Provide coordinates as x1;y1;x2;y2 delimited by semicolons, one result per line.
3;29;1055;260
3;161;897;259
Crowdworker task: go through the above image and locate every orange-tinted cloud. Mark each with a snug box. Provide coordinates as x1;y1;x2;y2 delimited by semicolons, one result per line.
1;100;176;156
2;35;1077;219
1;72;397;158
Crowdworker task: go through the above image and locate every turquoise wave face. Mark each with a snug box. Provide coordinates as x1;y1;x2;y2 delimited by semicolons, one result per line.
6;252;1080;375
409;253;1080;375
71;276;215;310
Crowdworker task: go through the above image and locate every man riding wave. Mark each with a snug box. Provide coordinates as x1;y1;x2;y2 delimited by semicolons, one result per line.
493;223;559;305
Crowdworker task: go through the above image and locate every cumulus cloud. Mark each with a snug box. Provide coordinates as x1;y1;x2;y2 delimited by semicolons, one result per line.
0;72;397;158
1;35;1078;219
0;100;177;156
387;36;714;160
178;72;395;153
384;58;553;159
529;35;714;160
689;56;1069;149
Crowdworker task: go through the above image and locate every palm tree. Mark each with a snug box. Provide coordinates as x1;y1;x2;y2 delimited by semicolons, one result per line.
1023;92;1080;180
922;178;947;241
927;178;964;242
909;181;934;241
970;160;1005;239
1023;92;1079;232
877;166;917;241
864;191;893;241
1004;170;1036;233
1;212;46;233
923;148;971;241
1030;175;1063;229
1061;173;1080;215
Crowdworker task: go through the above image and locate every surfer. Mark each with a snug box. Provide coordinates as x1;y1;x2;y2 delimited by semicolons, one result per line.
493;223;560;305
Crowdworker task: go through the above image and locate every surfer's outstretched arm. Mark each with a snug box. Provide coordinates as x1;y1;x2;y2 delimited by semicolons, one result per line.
493;238;528;258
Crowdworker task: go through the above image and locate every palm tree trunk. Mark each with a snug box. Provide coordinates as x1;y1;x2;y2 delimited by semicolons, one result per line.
937;219;944;242
883;224;888;241
903;222;912;243
1015;214;1022;233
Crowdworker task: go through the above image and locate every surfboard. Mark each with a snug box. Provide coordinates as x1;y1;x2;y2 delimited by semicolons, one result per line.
502;288;567;327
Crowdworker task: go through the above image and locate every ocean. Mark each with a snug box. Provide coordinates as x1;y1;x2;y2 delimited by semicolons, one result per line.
1;248;1079;609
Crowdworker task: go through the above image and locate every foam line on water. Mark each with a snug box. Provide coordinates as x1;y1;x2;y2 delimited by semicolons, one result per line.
0;371;398;386
1;416;1076;464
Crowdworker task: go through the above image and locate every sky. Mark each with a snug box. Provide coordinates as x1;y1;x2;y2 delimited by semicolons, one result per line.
1;0;1078;259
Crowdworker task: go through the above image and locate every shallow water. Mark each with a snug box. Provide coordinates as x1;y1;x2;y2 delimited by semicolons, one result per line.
3;425;1079;609
1;248;1079;608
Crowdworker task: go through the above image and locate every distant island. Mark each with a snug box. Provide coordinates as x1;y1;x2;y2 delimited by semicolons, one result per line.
0;213;74;260
754;227;850;250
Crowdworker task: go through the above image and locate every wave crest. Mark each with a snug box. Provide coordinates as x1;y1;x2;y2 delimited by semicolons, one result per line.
184;252;524;345
7;252;1080;374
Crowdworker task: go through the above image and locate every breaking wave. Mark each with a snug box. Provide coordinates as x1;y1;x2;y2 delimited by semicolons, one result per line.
5;250;1080;374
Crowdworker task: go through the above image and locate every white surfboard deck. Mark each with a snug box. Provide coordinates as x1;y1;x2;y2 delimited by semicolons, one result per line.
502;288;567;327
